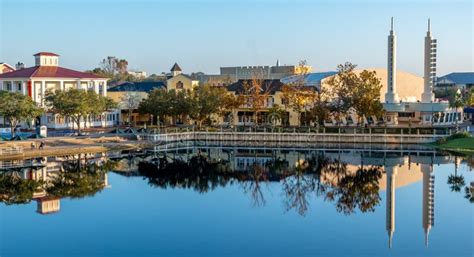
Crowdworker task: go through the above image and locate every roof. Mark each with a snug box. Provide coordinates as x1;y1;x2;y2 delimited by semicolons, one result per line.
34;52;59;56
0;62;15;70
281;71;337;86
437;72;474;85
0;66;103;79
108;81;166;92
227;79;287;94
170;63;182;72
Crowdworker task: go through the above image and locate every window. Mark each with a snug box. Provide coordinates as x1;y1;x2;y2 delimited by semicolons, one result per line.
176;81;184;89
17;83;22;92
6;82;12;91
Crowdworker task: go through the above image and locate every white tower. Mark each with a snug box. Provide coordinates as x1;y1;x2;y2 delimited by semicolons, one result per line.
386;166;398;249
422;163;435;247
385;17;400;103
422;19;436;103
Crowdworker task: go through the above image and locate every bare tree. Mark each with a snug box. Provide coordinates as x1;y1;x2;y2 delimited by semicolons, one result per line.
121;92;142;127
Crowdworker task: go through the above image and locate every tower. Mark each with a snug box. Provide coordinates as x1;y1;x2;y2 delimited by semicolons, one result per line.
276;59;280;67
421;163;435;247
386;166;398;248
385;17;400;103
422;19;436;103
170;63;182;77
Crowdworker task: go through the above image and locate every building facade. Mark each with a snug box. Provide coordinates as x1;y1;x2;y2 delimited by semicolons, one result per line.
0;52;118;129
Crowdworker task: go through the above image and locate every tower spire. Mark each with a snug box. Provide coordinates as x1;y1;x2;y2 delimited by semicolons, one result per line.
391;17;394;31
428;18;431;32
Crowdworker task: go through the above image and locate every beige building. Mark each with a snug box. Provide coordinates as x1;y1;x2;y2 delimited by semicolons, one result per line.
226;79;311;126
166;63;199;91
0;62;15;74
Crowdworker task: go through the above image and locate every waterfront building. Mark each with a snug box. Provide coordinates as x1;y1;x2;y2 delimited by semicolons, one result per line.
0;52;119;129
382;19;458;126
166;63;199;91
0;62;15;74
108;81;166;125
226;79;312;126
436;72;474;90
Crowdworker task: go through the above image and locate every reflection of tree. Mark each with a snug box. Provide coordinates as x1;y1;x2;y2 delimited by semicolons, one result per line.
326;166;382;215
138;155;232;193
0;172;43;205
448;174;465;192
447;159;465;192
46;160;114;199
465;183;474;203
241;164;268;207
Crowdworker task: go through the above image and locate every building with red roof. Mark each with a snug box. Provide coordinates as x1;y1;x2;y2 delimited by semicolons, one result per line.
0;52;119;129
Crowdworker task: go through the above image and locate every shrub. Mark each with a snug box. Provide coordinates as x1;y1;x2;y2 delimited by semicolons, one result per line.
448;132;471;140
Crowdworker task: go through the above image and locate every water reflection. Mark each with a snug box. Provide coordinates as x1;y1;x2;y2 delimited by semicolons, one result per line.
1;148;472;250
0;154;113;214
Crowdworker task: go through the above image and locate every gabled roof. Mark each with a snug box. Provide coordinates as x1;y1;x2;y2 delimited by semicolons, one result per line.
170;63;182;72
108;81;166;92
437;72;474;85
0;66;103;79
227;79;287;94
0;62;15;70
34;52;59;56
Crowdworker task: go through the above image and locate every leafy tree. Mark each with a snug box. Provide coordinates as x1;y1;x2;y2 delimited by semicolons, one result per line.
45;89;117;135
189;85;228;127
0;91;43;137
310;87;331;125
325;62;384;124
138;88;171;126
351;70;384;122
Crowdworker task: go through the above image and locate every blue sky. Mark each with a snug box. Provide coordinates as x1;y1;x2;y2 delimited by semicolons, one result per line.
0;0;472;76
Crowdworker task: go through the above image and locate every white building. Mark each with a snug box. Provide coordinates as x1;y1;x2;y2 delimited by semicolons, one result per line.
382;19;460;126
0;52;119;129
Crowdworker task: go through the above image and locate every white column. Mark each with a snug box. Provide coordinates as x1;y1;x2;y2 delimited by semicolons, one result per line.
21;81;27;95
60;80;65;91
31;80;36;103
94;80;99;95
10;80;15;92
76;80;81;90
41;81;46;106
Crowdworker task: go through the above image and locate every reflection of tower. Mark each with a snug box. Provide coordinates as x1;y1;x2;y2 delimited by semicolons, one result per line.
36;197;61;214
386;166;398;248
385;17;399;103
422;164;435;246
422;19;436;103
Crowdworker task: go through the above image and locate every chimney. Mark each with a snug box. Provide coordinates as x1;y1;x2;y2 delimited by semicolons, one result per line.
15;62;25;70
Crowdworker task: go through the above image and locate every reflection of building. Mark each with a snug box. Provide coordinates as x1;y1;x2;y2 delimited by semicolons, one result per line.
36;197;60;214
422;163;435;246
386;166;398;248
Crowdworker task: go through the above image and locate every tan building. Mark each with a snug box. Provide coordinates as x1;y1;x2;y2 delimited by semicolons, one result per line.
166;63;199;91
226;79;311;126
0;62;15;74
108;81;166;126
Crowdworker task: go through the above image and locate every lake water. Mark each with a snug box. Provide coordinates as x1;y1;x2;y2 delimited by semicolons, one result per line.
0;147;473;257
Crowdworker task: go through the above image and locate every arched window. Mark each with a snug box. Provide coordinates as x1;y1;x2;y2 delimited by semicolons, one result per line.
176;81;184;89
